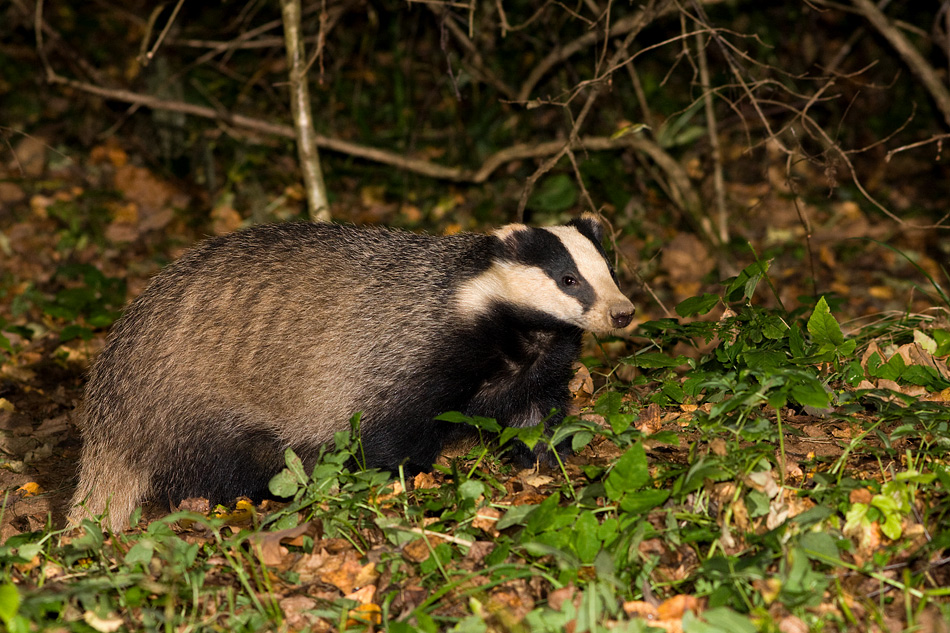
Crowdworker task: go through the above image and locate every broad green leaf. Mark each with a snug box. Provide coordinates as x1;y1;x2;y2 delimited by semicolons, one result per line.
761;314;789;340
283;448;308;484
799;531;840;562
789;379;831;409
788;323;806;358
458;479;485;501
525;492;561;534
914;330;937;354
594;391;622;416
124;539;155;566
604;442;649;500
268;469;299;497
0;584;19;627
676;293;719;317
686;606;757;633
572;510;601;564
619;488;670;513
496;504;536;530
807;296;844;347
933;329;950;356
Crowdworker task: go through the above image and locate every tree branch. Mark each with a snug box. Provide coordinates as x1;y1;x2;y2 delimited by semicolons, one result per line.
280;0;331;222
851;0;950;128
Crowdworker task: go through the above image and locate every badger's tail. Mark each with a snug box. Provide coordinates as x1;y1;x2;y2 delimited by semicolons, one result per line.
68;447;151;532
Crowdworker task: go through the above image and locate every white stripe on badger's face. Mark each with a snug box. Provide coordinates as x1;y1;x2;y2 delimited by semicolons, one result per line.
455;259;589;326
455;222;634;334
542;225;633;333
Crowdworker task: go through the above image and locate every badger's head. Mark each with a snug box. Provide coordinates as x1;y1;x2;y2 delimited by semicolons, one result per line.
457;213;635;334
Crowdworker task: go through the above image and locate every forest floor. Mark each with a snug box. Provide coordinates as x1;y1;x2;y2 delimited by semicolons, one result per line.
1;132;949;631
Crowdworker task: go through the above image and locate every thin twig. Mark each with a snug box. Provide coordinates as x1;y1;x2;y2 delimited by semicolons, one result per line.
280;0;331;222
851;0;950;128
694;30;728;244
142;0;186;65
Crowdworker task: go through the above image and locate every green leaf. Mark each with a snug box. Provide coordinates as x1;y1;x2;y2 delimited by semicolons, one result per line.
0;584;19;627
676;293;719;317
761;315;789;340
628;352;689;368
933;329;950;356
527;174;577;213
436;412;502;432
572;511;601;564
604;442;649;500
525;493;561;535
458;479;485;501
284;448;308;484
594;391;623;416
722;261;771;302
124;539;155;566
496;504;536;530
788;324;806;359
268;469;299;498
914;330;937;354
686;606;757;633
807;297;844;347
789;378;831;409
799;531;840;562
619;488;670;513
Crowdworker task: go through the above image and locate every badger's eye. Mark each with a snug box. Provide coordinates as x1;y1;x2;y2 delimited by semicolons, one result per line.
561;274;578;287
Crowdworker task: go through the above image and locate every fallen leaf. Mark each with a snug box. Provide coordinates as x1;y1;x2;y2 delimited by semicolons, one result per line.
251;521;311;567
16;482;43;497
83;611;123;633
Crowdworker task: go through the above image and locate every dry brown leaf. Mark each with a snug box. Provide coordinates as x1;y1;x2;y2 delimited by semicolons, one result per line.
569;362;594;403
472;507;501;535
465;540;494;562
279;595;320;631
636;403;662;435
622;600;658;618
250;522;311;567
16;482;43;497
83;611;123;633
325;552;379;594
413;471;439;489
656;594;702;619
548;584;580;612
487;588;534;625
850;488;873;504
402;538;431;563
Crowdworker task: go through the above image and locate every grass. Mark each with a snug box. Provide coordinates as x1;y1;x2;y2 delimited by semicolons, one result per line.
1;263;949;632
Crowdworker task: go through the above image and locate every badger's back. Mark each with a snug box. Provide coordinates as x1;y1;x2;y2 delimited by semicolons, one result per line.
71;217;634;530
75;223;496;523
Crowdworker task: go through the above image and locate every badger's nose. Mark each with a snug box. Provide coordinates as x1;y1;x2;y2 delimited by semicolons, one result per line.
610;302;635;329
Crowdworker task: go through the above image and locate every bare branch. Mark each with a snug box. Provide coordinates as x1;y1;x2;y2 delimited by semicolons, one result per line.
851;0;950;128
280;0;331;222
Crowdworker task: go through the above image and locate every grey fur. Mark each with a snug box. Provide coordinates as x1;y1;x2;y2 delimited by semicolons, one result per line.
69;217;634;530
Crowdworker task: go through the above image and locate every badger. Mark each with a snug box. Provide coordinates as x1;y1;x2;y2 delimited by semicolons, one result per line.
69;213;634;530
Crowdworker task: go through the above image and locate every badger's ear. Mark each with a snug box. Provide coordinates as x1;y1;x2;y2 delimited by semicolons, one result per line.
568;212;605;244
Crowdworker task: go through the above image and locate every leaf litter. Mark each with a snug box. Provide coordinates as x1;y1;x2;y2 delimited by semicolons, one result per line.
0;140;949;632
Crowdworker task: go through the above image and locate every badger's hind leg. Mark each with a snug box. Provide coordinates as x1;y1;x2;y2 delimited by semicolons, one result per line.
69;448;152;532
152;424;295;508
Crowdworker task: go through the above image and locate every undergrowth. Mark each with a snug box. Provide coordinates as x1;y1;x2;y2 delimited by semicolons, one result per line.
1;261;949;632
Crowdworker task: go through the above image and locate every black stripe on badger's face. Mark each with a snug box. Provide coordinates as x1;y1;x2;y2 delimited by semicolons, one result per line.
454;218;635;334
505;228;598;313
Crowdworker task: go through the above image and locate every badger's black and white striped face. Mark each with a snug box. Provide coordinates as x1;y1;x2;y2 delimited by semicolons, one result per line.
456;214;635;333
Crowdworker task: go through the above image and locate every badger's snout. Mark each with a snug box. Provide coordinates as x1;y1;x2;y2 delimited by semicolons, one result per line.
609;301;635;329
